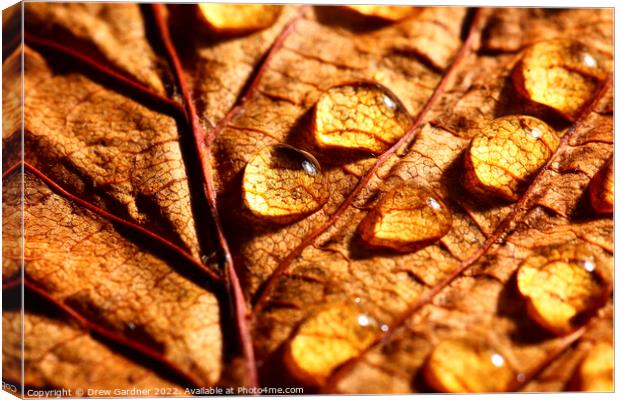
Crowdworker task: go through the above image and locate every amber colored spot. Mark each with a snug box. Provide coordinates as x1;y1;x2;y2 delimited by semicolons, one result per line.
517;245;611;335
589;158;613;214
197;4;282;34
358;184;452;252
285;305;379;386
313;82;411;154
576;342;613;392
513;40;608;119
242;144;328;224
343;5;421;21
424;339;514;393
464;115;560;201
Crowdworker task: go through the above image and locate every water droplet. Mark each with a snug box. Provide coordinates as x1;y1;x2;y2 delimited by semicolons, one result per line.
313;82;411;154
242;144;329;224
343;5;422;21
424;339;514;392
589;158;613;214
354;297;362;304
285;304;380;386
127;322;136;330
517;243;611;335
464;115;560;201
575;342;613;392
198;4;282;34
513;40;608;119
358;184;452;253
380;324;390;333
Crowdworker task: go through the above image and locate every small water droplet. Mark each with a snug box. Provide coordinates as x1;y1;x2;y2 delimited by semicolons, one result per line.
344;5;421;21
514;40;607;119
576;342;613;392
286;305;380;386
517;243;611;335
127;322;136;330
198;4;282;34
424;339;514;393
464;116;560;201
380;324;389;332
242;144;328;224
354;297;362;304
359;184;452;253
313;82;411;154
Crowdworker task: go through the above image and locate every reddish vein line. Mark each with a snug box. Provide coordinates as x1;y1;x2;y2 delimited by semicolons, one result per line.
252;10;483;316
205;6;308;145
3;161;22;178
3;161;221;283
150;4;257;387
24;33;185;117
10;277;203;389
510;325;587;391
324;76;612;389
3;276;21;290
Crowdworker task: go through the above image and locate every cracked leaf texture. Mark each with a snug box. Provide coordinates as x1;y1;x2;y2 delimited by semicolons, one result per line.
2;4;614;396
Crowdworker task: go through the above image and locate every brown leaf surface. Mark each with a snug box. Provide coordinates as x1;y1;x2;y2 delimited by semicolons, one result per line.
3;170;222;387
2;4;613;395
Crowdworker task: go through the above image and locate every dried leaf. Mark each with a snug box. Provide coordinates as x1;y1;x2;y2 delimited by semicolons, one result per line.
589;157;613;214
3;4;613;395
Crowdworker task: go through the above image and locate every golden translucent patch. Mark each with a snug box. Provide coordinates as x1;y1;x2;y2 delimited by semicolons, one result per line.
424;339;514;393
513;40;608;119
198;4;282;34
343;5;421;21
464;115;560;201
590;158;613;214
242;145;328;224
517;244;611;335
285;305;380;386
358;184;452;252
576;342;614;392
313;82;411;154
